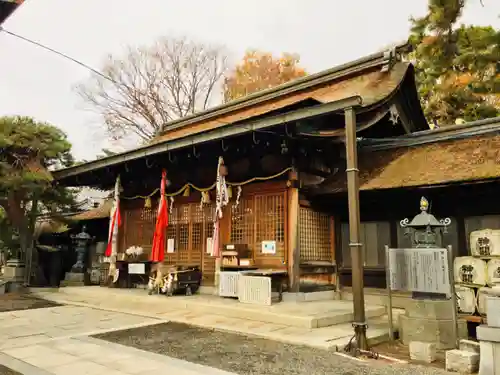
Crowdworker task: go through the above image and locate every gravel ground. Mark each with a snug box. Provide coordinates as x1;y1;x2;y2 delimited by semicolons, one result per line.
0;293;60;313
0;364;22;375
95;322;454;375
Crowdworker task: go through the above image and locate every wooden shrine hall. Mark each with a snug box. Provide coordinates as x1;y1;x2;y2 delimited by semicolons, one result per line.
53;43;429;347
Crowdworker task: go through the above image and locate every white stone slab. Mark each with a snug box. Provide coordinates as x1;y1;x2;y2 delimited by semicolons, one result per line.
477;325;500;343
487;296;500;328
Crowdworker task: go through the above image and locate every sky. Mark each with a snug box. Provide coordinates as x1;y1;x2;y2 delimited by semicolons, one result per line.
0;0;498;161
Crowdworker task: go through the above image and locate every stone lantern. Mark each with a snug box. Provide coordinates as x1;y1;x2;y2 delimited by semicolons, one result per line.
63;226;93;286
70;226;92;272
400;196;451;300
400;196;451;250
398;197;466;349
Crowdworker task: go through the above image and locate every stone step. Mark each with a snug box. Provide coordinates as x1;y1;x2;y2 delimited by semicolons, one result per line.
29;286;387;329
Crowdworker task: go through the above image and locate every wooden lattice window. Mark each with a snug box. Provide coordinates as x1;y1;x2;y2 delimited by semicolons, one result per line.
255;194;285;258
165;203;213;266
299;207;333;262
123;205;157;254
178;205;190;263
230;197;254;246
230;193;286;260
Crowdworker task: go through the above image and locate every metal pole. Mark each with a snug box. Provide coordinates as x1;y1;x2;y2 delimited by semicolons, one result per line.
385;245;394;341
448;245;459;349
344;106;368;350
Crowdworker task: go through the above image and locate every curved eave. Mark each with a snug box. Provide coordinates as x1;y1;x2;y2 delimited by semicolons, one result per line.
152;42;412;141
298;63;429;138
0;0;23;24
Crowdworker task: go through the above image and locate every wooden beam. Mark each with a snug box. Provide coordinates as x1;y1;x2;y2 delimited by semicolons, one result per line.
53;96;362;184
287;180;300;292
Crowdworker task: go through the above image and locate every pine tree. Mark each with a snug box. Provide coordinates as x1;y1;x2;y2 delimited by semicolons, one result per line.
0;116;76;259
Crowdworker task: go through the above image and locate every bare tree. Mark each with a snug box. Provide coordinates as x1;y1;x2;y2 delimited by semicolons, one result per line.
76;37;229;142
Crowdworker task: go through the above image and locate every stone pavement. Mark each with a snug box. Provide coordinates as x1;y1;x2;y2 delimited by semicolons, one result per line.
0;305;236;374
1;336;236;375
30;287;399;350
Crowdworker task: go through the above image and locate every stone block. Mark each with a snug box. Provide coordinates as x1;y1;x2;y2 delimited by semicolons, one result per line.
446;349;479;373
487;296;500;328
477;325;500;343
405;299;455;320
399;314;467;349
409;341;436;363
460;339;480;353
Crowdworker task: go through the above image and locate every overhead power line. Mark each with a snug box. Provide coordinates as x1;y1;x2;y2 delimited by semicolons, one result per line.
0;26;114;83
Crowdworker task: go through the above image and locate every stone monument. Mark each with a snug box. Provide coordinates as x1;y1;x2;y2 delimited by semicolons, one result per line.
399;197;467;349
63;226;93;286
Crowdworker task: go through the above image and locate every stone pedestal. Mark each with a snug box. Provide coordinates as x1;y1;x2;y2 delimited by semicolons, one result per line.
477;326;500;374
477;293;500;375
61;272;85;287
3;259;25;282
3;259;25;291
399;299;467;349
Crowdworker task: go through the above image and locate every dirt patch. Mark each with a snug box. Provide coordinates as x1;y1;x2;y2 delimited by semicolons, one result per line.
373;341;446;370
0;293;60;313
94;322;453;375
0;364;23;375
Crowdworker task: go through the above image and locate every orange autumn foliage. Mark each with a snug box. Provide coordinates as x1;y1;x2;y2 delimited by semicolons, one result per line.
223;50;307;102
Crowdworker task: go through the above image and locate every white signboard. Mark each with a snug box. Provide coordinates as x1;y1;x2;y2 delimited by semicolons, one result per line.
128;263;145;275
167;238;175;253
387;248;450;295
261;240;276;254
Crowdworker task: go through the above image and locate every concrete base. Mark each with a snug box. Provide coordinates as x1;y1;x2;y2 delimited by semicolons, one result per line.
62;272;85;287
477;325;500;375
400;315;467;349
399;299;467;349
282;290;338;303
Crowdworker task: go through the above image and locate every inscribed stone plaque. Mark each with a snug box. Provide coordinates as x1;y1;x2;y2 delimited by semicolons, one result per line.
387;248;450;295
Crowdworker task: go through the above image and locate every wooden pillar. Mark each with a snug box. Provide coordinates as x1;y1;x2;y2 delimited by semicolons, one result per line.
287;177;300;293
345;106;368;350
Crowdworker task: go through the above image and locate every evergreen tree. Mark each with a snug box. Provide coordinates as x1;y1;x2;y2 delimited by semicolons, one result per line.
0;116;76;259
410;0;499;125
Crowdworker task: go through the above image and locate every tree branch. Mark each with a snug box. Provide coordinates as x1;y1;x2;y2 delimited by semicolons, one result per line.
75;36;228;142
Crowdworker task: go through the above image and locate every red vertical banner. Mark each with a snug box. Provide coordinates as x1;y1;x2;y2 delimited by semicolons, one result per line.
150;169;168;262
